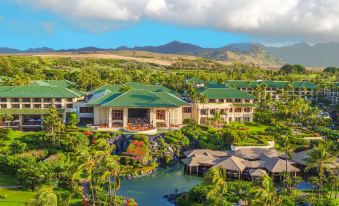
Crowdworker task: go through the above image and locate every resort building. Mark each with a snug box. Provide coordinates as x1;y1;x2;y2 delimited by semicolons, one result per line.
323;82;339;105
185;78;256;124
80;82;189;133
224;80;317;100
0;81;85;130
182;148;301;180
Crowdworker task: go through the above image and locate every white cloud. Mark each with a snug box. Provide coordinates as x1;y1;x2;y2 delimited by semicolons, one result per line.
17;0;339;42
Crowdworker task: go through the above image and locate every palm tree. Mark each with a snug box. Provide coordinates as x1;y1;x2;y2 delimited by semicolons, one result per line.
204;167;228;206
250;176;283;206
304;143;335;195
209;111;224;127
100;156;122;206
275;135;304;192
27;186;57;206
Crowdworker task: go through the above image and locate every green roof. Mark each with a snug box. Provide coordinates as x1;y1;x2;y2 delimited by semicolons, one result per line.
0;108;65;115
0;85;84;98
225;80;316;89
32;80;76;88
88;89;188;108
90;82;176;95
200;88;255;99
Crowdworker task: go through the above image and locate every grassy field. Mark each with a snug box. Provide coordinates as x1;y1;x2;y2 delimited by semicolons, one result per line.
0;188;35;206
0;173;17;186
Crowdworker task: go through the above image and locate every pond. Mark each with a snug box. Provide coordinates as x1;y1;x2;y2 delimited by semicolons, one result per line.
118;164;203;206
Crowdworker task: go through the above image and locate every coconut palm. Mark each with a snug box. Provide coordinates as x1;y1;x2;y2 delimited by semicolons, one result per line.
209;111;224;127
204;166;229;206
304;143;336;195
100;156;122;206
250;176;283;206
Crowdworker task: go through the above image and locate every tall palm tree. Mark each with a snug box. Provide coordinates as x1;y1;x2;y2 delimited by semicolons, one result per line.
275;135;304;191
209;111;224;127
250;176;283;206
304;143;335;195
100;156;122;206
204;167;228;206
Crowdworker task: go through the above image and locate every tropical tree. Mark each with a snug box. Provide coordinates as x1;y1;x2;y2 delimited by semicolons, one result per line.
204;166;229;206
209;111;224;127
67;112;79;128
27;186;57;206
304;143;336;195
43;106;64;146
250;176;283;206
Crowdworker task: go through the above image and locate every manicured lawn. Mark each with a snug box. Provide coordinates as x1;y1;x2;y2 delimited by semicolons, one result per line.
244;122;269;133
0;173;17;186
0;188;35;206
7;130;42;140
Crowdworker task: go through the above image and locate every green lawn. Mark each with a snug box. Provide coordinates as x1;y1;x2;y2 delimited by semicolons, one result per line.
244;122;269;133
0;188;35;206
0;173;17;186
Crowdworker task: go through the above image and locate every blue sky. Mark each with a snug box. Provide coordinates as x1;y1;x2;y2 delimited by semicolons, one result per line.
0;1;249;50
0;1;337;49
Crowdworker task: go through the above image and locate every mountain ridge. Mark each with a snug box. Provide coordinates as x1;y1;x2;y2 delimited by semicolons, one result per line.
1;41;338;67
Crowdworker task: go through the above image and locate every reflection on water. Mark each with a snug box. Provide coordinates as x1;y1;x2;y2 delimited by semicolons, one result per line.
118;164;203;206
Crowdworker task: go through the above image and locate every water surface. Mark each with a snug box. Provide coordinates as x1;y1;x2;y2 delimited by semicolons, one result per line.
118;164;202;206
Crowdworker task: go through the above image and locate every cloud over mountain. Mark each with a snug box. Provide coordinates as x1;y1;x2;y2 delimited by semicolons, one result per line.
19;0;339;42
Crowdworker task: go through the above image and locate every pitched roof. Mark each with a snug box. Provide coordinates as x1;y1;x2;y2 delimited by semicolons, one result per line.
181;156;219;167
200;88;255;99
0;85;84;98
90;82;177;95
89;89;188;108
225;80;316;89
214;156;247;172
234;148;280;160
183;149;229;158
263;158;300;173
32;80;77;88
249;169;268;177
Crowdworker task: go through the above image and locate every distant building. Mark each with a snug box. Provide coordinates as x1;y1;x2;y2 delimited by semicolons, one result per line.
0;80;84;131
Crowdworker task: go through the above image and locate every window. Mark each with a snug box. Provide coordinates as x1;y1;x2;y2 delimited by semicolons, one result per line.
55;98;62;103
34;104;42;108
44;104;52;108
209;99;216;103
245;99;250;103
218;99;224;103
182;107;192;113
67;98;73;102
235;99;241;103
235;117;242;122
200;109;207;115
229;117;232;122
66;104;73;108
226;99;233;103
235;108;242;112
244;108;251;113
33;98;41;102
229;108;233;112
11;98;19;102
23;104;31;108
56;104;63;109
0;104;7;108
220;109;225;114
244;117;251;122
44;98;52;102
22;98;30;102
80;107;94;113
210;109;216;115
112;110;123;120
0;98;7;102
156;110;166;120
11;104;20;108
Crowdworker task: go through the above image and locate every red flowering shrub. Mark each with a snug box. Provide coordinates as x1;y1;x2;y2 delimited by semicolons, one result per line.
83;131;93;136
